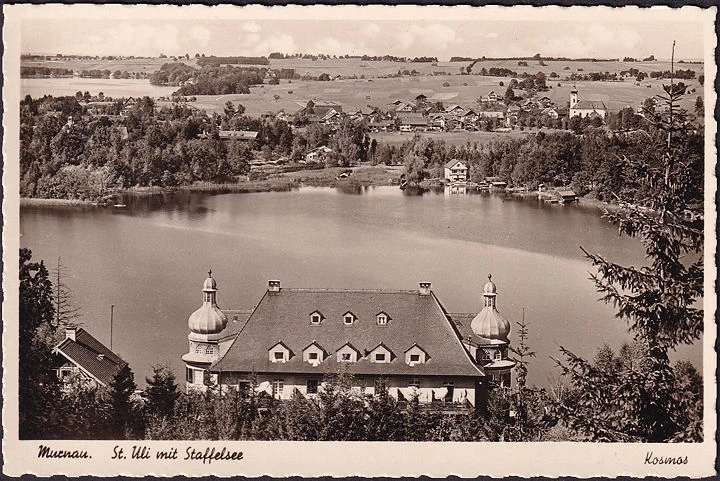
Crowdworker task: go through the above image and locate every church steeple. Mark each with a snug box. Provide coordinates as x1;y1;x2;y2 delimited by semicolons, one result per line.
471;273;510;341
187;270;228;339
202;269;218;305
483;273;497;309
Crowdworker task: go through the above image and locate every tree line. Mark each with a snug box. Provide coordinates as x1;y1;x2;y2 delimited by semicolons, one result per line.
19;95;374;201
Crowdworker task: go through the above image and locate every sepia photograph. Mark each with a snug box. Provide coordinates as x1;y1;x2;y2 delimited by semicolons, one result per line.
2;4;717;478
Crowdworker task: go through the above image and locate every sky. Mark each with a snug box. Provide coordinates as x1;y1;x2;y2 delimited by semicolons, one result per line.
19;5;707;61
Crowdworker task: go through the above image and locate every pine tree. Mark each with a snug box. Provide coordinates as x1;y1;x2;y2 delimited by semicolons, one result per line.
554;43;704;442
108;364;140;439
143;364;179;420
19;248;61;439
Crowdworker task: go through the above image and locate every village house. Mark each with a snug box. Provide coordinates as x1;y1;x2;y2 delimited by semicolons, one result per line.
481;90;504;103
569;88;608;119
304;145;334;163
397;113;429;132
182;273;516;409
53;327;128;388
444;159;468;183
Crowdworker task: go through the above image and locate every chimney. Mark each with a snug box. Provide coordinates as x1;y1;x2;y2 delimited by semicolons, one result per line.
268;280;281;293
65;327;77;341
419;282;432;296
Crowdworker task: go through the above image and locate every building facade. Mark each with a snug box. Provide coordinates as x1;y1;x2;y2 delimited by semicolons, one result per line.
182;273;516;409
569;88;608;119
444;159;468;183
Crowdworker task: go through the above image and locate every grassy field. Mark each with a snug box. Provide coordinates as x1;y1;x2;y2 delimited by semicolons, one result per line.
22;56;704;118
23;56;703;78
369;129;540;147
186;74;703;116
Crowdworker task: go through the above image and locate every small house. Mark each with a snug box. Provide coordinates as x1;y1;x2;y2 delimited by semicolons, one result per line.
444;159;468;183
53;327;128;388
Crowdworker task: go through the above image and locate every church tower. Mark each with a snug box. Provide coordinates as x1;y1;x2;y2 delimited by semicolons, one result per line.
469;274;516;387
181;270;228;391
570;88;579;108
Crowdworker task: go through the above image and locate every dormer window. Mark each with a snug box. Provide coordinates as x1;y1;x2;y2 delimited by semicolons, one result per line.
369;343;393;363
336;342;360;363
303;342;326;366
269;341;292;363
310;310;324;325
343;311;357;325
376;311;391;326
405;344;429;366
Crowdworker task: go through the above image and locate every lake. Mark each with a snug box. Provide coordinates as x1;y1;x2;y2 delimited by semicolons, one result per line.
19;187;702;387
21;78;177;99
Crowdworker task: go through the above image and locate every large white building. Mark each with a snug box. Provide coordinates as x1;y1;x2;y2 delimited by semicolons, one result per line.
182;272;516;410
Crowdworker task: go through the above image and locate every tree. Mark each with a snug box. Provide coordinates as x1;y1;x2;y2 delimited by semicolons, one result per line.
504;86;515;105
143;364;179;420
52;257;80;328
554;43;704;442
694;96;704;118
19;248;61;439
108;364;140;439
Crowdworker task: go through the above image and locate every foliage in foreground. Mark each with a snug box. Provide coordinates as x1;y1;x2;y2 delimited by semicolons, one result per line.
552;59;704;442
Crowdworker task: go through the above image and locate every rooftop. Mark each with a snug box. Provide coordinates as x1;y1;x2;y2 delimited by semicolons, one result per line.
212;288;484;378
54;328;127;386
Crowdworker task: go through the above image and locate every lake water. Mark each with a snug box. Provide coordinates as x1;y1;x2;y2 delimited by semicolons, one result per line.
21;78;177;99
20;187;702;387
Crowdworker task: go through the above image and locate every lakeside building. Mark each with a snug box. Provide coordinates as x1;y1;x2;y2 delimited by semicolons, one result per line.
181;272;516;409
444;159;469;183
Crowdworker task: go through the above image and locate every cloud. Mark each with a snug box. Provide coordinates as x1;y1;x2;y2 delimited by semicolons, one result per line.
392;23;456;55
312;36;363;56
190;26;211;47
84;23;180;56
243;33;297;56
241;21;261;33
363;23;380;37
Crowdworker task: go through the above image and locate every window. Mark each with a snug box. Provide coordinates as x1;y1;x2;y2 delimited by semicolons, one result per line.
408;378;420;388
410;354;420;363
482;349;491;361
272;379;284;398
186;367;193;383
494;351;502;361
310;311;324;324
377;314;388;325
195;344;204;354
274;351;284;361
341;353;352;361
308;352;318;360
375;353;386;362
205;345;215;355
307;379;318;394
344;313;355;325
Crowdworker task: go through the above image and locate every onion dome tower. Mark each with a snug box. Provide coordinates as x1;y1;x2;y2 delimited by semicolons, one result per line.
469;274;516;387
182;270;228;390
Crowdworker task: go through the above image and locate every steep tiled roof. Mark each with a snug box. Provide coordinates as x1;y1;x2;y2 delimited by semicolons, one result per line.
573;100;607;111
212;289;484;377
444;159;466;169
54;328;127;386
